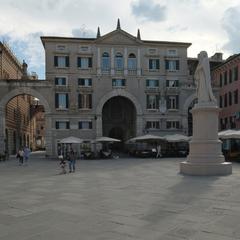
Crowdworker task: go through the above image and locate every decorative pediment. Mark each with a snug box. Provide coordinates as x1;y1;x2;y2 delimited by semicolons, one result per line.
95;30;142;45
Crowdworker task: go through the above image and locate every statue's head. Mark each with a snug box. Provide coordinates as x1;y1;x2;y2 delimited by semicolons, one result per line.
198;51;208;62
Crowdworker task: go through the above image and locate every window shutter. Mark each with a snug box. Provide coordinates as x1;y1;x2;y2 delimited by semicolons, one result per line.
176;60;180;70
88;58;92;68
165;60;169;70
229;70;232;83
235;67;238;81
166;80;169;87
66;94;69;108
55;93;59;108
66;56;69;67
55;78;58;85
166;96;170;109
146;95;149;109
89;79;92;86
88;94;92;108
156;95;160;108
146;80;149;87
66;122;70;129
176;95;179;109
149;59;153;69
156;59;160;69
55;121;59;129
89;121;92;129
78;57;81;68
78;94;82;108
54;56;58;67
219;96;222;108
79;122;82;129
220;74;222;87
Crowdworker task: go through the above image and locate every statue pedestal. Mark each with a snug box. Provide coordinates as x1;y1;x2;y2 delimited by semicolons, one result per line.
180;103;232;176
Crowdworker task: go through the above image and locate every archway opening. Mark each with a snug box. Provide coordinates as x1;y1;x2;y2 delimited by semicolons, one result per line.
102;96;136;151
5;94;46;154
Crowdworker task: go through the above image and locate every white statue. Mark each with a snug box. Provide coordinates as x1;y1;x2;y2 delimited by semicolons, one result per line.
194;51;217;104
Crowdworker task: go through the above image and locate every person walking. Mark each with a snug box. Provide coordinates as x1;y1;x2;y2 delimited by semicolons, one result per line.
156;144;162;158
23;146;31;165
68;149;76;173
17;148;24;165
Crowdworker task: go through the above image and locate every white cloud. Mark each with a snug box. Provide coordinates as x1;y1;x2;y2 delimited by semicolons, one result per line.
222;5;240;54
131;0;166;22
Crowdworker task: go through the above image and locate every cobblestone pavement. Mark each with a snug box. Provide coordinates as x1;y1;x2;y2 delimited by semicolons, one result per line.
1;152;240;240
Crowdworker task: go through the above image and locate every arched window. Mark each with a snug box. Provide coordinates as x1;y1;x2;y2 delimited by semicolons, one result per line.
115;52;123;70
128;53;137;70
102;52;110;71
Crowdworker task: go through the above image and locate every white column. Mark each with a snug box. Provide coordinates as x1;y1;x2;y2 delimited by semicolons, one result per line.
97;47;101;75
96;115;102;137
124;47;128;76
136;114;143;136
111;47;115;75
137;48;141;76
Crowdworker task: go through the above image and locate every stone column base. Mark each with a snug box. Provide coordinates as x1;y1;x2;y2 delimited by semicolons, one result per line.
180;161;232;176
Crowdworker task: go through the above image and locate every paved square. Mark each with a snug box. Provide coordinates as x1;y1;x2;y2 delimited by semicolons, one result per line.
1;152;240;239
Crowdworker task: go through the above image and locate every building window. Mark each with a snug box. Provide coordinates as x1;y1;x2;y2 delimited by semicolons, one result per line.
55;121;70;129
167;95;179;110
167;49;177;56
166;80;179;87
165;60;179;71
229;69;232;83
146;121;160;129
224;71;227;85
166;120;180;129
128;53;137;70
78;78;92;87
224;93;228;107
115;52;123;70
79;121;92;129
55;93;69;109
146;95;159;109
112;79;126;87
77;57;92;69
234;90;238;104
229;92;232;106
146;79;159;88
78;94;92;109
54;56;69;68
149;59;160;71
219;73;222;87
55;77;67;86
234;66;238;81
219;95;223;108
102;52;110;70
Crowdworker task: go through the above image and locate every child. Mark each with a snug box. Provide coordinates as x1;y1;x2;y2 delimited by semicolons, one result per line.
59;155;66;174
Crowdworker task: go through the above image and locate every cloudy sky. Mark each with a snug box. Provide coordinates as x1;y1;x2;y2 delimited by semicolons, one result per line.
0;0;239;79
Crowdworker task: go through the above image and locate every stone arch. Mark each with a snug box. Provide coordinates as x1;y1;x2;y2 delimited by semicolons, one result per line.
96;89;143;116
95;89;143;137
183;93;197;114
0;87;52;155
0;87;51;113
